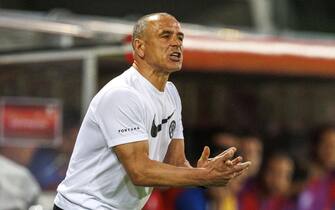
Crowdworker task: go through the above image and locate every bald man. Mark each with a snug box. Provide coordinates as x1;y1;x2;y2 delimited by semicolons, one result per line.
53;13;251;210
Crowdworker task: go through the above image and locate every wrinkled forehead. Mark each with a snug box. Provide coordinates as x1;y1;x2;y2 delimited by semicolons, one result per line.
146;14;182;33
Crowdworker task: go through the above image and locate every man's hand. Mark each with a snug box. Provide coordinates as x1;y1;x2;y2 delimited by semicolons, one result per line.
197;146;251;187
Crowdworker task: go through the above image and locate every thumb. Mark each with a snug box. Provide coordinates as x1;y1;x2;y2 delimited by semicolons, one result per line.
197;146;210;167
200;146;210;161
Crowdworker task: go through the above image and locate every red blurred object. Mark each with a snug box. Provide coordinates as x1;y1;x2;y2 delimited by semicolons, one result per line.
3;105;58;139
142;189;165;210
0;97;62;147
122;32;335;78
123;34;134;63
162;188;184;210
328;174;335;209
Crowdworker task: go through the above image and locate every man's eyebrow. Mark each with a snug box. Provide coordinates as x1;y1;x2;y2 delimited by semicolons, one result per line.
178;32;184;37
159;30;173;35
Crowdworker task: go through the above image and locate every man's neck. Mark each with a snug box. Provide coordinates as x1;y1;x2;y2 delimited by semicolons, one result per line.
132;62;169;92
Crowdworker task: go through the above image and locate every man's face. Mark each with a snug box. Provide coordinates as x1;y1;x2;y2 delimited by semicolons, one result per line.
318;129;335;170
264;156;294;196
241;137;263;177
143;15;184;73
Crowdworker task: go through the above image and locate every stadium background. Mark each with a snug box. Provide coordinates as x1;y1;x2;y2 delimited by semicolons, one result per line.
1;0;335;209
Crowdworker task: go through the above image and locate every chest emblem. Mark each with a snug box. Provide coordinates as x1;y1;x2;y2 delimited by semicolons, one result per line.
169;120;176;139
151;112;174;137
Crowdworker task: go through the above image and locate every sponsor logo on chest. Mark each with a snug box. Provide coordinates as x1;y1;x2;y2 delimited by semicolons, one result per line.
150;111;176;138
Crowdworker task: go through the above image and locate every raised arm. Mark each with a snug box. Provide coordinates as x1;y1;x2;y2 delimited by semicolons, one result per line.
113;140;250;187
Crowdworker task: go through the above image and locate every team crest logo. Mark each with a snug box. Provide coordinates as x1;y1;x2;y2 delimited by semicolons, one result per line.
169;120;176;139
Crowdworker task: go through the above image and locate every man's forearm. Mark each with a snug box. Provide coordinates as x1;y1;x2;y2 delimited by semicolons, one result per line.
128;158;208;187
114;141;248;188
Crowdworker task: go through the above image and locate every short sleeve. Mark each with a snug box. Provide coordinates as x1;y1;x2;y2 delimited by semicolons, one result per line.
94;88;148;148
168;83;184;140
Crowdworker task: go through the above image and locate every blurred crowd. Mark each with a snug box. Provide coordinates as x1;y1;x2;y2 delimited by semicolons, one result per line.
142;123;335;210
1;108;335;210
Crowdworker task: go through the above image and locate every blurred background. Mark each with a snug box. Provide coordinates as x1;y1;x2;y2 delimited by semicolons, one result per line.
1;0;335;210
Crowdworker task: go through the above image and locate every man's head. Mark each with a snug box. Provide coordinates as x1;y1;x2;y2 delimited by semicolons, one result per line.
132;13;184;73
311;124;335;170
240;135;263;177
262;153;294;196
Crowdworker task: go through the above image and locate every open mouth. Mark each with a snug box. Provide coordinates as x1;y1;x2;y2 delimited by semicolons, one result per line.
169;52;181;62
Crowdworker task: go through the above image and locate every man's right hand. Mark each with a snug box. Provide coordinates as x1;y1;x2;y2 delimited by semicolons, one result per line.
197;146;251;187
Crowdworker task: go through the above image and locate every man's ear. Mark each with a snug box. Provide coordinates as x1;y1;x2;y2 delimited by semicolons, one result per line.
133;38;145;58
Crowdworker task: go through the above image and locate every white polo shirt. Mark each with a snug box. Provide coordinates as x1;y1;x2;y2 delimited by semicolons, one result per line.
54;67;184;210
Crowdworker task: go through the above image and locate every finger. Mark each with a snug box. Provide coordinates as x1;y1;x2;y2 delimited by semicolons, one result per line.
230;171;242;179
231;156;243;165
213;146;235;158
200;146;210;161
220;147;236;162
232;161;251;173
225;160;233;167
225;156;241;167
234;169;246;178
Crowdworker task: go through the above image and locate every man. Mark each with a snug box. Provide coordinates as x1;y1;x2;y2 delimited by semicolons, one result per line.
54;13;251;210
